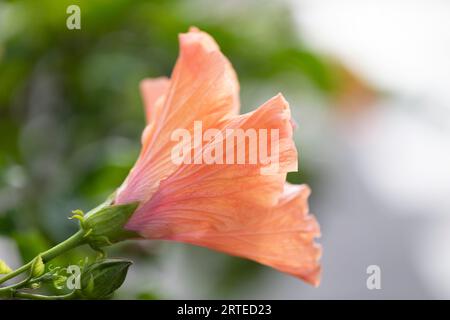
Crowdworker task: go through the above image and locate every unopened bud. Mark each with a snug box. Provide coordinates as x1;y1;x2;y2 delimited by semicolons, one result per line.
31;255;45;278
79;259;132;299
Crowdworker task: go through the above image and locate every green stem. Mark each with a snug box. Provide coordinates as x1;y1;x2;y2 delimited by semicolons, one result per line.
0;230;86;286
13;291;77;300
0;276;32;292
0;264;30;287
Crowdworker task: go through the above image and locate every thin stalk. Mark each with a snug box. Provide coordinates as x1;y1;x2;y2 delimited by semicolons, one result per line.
13;291;77;300
0;230;86;286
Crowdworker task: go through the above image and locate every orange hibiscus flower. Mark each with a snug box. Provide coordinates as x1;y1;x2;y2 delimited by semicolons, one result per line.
115;27;321;286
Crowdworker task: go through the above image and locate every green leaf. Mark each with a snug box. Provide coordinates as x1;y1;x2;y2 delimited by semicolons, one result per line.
79;259;132;299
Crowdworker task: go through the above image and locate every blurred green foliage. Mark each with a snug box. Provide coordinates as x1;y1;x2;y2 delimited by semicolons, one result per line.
0;0;341;298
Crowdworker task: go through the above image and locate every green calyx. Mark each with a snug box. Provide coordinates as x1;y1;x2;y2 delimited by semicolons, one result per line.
68;192;141;249
77;202;140;248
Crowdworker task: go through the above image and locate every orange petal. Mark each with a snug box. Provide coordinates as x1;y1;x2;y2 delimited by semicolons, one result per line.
124;95;320;285
126;93;297;224
116;27;240;205
186;184;321;286
128;182;321;285
140;77;170;124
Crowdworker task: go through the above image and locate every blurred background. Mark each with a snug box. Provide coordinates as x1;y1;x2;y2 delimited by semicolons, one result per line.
1;0;450;299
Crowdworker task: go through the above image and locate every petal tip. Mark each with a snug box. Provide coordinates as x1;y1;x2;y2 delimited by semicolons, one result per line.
188;26;200;33
274;92;288;106
179;27;219;53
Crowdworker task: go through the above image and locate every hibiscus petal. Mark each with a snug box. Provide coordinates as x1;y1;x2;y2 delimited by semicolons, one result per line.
127;93;297;226
129;182;321;285
124;94;320;284
116;27;240;205
140;77;170;124
183;184;321;286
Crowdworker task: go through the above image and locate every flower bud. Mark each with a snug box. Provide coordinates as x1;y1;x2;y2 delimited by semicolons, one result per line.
31;255;45;278
79;259;132;299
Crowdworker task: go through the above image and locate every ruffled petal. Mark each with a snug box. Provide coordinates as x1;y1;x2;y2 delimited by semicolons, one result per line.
124;94;320;284
184;184;321;286
128;182;320;285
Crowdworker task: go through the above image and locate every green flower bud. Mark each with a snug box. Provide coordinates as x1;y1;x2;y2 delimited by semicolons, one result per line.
0;259;12;274
83;202;140;248
79;259;132;299
31;255;45;278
